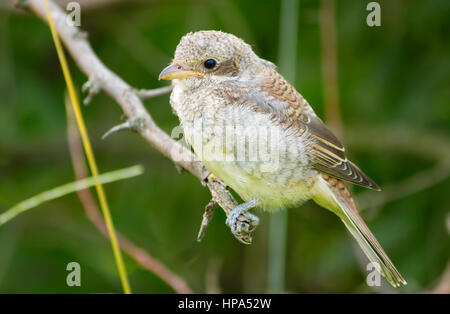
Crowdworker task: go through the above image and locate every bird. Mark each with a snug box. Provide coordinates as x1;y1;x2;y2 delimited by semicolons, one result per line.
159;30;406;288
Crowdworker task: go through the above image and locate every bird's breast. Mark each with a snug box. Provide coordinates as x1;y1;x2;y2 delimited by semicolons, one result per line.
170;83;315;210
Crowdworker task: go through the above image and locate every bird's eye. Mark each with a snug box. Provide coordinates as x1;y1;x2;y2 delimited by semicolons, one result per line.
204;59;217;69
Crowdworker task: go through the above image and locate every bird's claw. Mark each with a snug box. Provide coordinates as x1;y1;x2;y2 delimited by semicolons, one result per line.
226;199;259;244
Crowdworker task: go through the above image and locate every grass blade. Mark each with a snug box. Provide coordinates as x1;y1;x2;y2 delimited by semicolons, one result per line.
0;165;144;227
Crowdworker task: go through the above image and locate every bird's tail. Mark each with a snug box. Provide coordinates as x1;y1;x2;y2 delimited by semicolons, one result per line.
311;174;406;288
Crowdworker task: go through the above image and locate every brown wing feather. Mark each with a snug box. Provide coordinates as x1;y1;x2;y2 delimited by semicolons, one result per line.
265;70;380;190
219;68;380;190
307;116;381;190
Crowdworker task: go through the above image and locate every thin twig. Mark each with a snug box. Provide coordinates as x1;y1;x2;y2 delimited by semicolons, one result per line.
0;165;143;227
102;120;136;140
136;86;173;100
197;201;217;242
66;97;193;294
7;0;142;12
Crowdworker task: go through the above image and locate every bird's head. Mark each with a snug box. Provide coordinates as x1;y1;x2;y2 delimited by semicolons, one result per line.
159;31;269;85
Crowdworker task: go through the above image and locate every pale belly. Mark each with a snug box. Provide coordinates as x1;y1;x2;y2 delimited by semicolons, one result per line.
189;123;317;211
203;159;316;211
174;88;316;211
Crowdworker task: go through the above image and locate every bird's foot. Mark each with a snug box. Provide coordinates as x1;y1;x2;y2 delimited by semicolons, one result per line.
226;199;259;244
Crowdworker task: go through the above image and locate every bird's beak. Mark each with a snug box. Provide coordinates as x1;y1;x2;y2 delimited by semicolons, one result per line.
158;63;205;80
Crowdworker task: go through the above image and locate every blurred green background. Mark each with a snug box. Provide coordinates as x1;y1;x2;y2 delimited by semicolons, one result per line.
0;0;448;293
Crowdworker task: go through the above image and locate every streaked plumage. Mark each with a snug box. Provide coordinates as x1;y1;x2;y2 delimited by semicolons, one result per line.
160;30;405;287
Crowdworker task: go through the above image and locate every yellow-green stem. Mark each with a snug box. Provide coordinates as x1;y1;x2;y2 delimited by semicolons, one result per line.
43;0;132;294
0;165;144;227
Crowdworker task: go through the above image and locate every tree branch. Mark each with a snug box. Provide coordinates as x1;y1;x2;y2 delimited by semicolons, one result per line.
136;86;173;100
26;0;259;244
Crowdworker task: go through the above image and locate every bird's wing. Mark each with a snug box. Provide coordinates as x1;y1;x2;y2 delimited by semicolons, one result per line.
302;115;380;191
218;69;380;190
